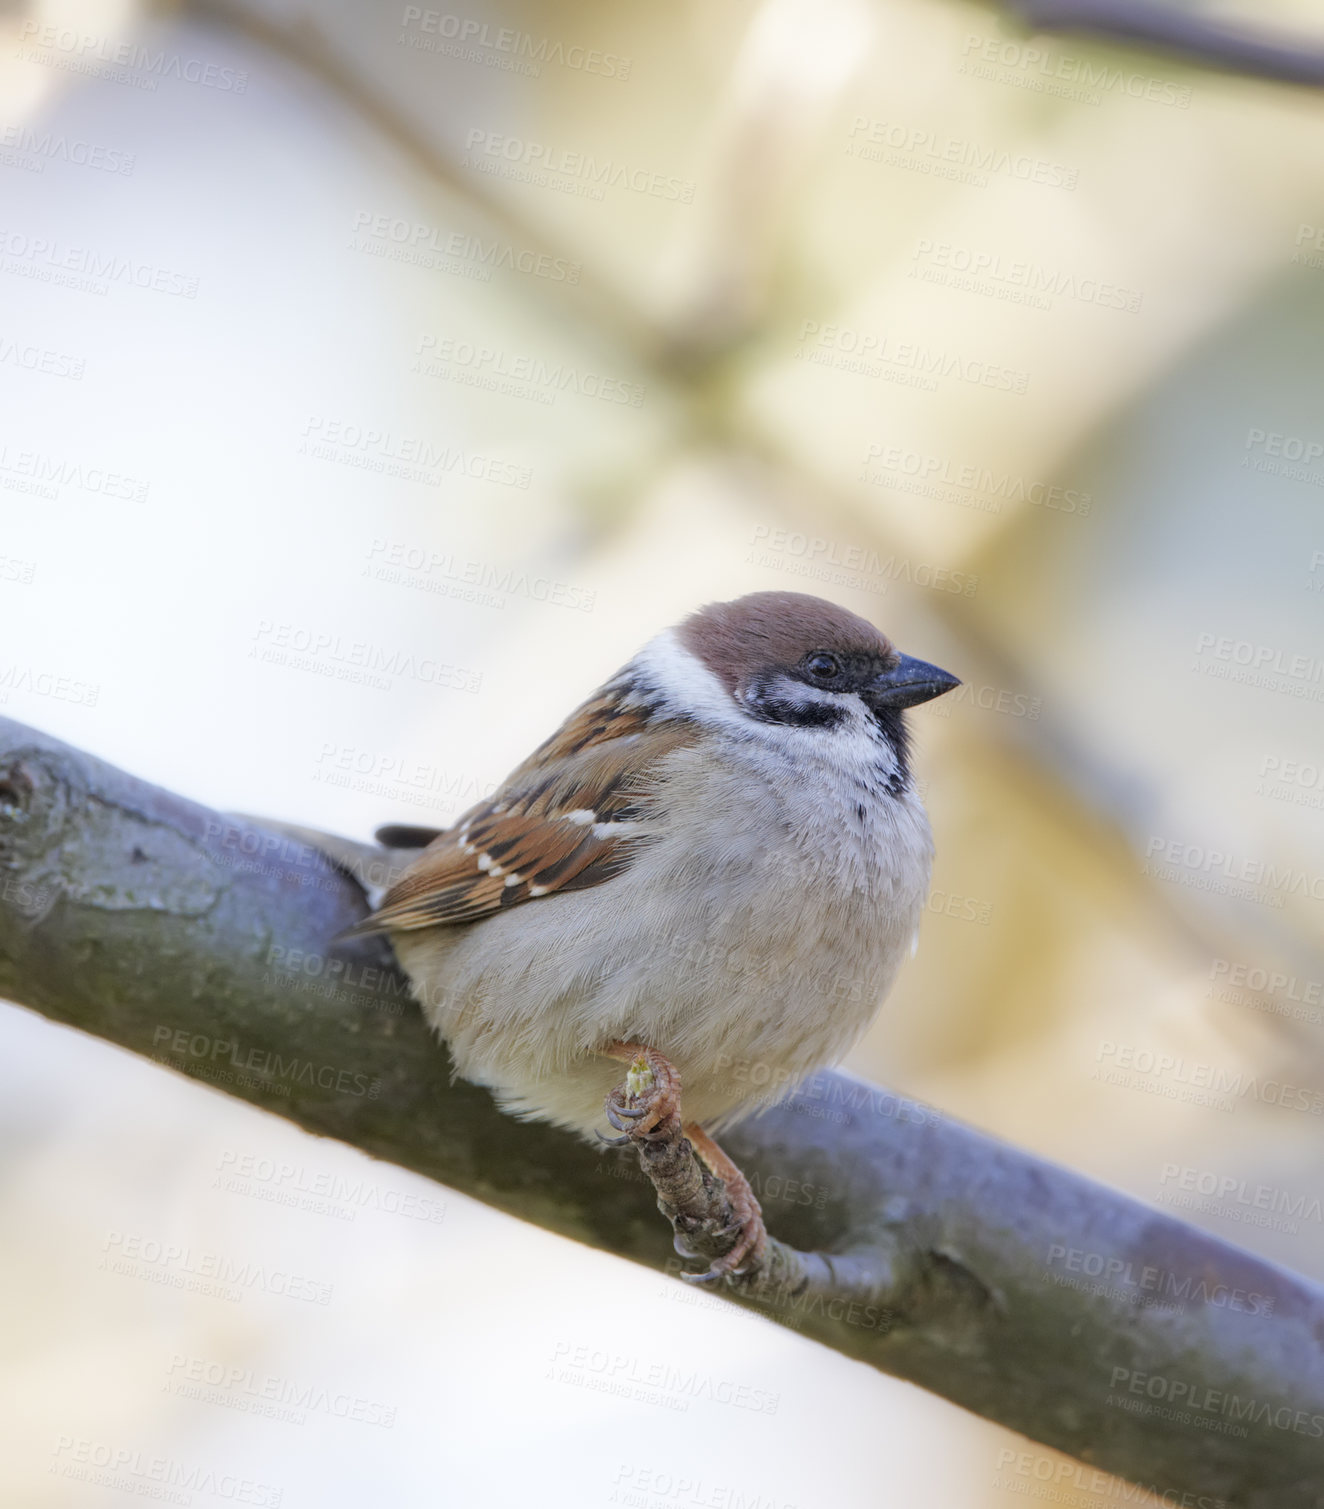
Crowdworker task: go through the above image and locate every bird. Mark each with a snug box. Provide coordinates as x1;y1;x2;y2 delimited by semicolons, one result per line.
349;591;958;1276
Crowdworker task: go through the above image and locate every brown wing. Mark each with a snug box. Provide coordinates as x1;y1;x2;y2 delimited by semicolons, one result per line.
349;690;693;935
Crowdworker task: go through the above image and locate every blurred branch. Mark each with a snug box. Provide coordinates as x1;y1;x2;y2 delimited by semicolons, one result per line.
2;715;1323;1505
1003;0;1324;87
191;0;662;359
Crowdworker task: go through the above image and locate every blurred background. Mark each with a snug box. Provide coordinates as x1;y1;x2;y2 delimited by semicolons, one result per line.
2;0;1323;1503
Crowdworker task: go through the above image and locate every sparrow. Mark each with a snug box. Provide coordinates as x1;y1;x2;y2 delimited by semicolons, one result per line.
351;591;957;1275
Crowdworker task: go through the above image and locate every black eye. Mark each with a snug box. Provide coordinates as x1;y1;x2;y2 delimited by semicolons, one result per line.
804;652;842;682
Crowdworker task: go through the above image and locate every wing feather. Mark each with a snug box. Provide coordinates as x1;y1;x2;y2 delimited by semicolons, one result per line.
347;693;693;936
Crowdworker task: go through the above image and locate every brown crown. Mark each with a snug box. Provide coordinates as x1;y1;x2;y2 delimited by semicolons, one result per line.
676;591;897;692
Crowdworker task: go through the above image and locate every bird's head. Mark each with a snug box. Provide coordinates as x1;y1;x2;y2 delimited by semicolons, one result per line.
678;591;958;726
635;591;960;789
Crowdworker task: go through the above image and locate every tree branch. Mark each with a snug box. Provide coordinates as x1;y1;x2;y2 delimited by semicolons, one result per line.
1;715;1321;1505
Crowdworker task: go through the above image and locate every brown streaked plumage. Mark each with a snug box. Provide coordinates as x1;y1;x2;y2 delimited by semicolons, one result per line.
350;705;696;933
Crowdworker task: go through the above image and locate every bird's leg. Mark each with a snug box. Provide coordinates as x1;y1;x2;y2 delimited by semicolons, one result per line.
683;1123;767;1277
601;1042;768;1281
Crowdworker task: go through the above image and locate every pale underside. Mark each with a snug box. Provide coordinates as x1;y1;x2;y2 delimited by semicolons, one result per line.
375;630;935;1138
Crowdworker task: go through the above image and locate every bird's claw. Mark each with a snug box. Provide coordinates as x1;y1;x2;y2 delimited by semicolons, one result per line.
673;1230;700;1259
605;1102;651;1122
677;1243;761;1285
602;1045;682;1143
678;1252;759;1285
679;1265;725;1287
673;1213;763;1284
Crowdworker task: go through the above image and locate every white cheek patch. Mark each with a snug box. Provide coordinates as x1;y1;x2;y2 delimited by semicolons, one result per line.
630;629;742;729
631;631;904;787
737;669;841;717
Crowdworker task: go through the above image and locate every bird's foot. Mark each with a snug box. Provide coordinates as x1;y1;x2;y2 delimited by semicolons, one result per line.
601;1042;682;1144
600;1043;769;1283
680;1124;768;1281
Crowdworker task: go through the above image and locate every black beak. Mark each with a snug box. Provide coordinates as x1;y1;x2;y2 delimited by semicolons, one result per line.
867;654;960;710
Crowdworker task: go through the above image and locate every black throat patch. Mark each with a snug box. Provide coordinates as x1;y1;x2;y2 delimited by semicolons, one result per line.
867;703;912;793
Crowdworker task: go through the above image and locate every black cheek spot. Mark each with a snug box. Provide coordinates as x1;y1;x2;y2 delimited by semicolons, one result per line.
742;676;848;728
